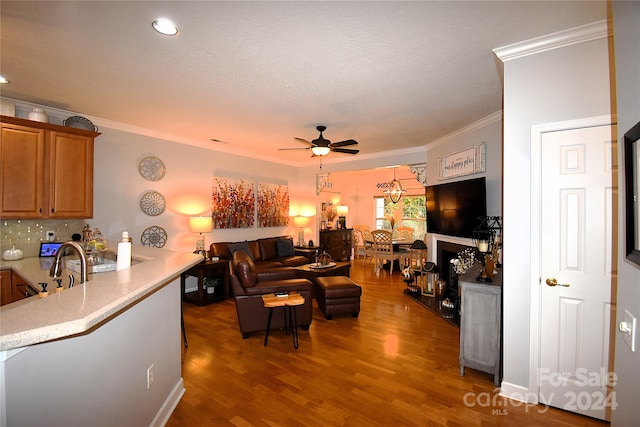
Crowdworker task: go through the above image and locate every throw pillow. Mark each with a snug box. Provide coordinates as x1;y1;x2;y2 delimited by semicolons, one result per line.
276;238;295;257
228;241;254;261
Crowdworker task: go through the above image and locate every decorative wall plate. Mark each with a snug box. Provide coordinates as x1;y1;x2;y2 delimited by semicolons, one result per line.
138;156;166;181
140;226;167;248
139;191;166;216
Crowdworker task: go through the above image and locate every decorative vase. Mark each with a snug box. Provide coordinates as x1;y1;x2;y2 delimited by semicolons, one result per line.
3;246;23;260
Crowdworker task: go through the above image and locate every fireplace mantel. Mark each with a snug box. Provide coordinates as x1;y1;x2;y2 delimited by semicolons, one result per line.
428;233;473;263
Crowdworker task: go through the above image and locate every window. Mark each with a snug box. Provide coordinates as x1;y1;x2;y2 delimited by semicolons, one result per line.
374;195;426;239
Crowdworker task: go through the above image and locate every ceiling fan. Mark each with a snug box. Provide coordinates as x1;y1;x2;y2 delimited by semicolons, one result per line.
279;125;359;157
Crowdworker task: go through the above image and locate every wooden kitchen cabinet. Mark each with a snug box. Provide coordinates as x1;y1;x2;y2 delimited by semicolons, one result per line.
1;270;12;306
319;228;353;261
0;269;34;306
0;115;100;219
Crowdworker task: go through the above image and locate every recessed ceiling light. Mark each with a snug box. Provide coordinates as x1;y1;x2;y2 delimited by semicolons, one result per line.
152;19;178;36
0;75;8;84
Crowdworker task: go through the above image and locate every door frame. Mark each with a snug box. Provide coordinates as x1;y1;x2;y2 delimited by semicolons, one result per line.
528;115;615;404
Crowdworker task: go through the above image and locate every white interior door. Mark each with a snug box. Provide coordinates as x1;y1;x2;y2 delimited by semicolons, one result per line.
539;125;617;421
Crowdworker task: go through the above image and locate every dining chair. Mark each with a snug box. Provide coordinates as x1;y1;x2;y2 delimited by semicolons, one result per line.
352;225;366;260
394;226;414;266
357;226;375;266
371;229;403;275
395;226;414;241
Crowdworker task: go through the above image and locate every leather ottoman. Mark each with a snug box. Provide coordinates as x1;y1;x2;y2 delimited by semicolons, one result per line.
315;276;362;320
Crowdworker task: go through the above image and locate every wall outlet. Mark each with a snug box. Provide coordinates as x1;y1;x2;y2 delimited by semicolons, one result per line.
46;231;55;242
619;310;637;352
146;364;155;389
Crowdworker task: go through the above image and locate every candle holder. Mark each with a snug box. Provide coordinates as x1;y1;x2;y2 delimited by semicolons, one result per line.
472;216;502;283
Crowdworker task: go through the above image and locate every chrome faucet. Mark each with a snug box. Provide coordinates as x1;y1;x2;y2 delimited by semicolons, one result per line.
49;241;88;284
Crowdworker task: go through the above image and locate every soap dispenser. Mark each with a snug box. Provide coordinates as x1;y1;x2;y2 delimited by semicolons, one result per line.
116;231;132;271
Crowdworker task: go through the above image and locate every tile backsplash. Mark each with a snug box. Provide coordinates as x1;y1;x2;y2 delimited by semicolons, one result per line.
1;219;85;258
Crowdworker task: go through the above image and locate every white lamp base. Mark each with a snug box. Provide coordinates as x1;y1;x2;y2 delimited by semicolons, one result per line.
196;235;205;252
297;227;304;247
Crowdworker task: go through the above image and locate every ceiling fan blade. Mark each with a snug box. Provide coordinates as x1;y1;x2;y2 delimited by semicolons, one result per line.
330;139;358;148
332;148;359;155
278;147;310;151
294;137;314;146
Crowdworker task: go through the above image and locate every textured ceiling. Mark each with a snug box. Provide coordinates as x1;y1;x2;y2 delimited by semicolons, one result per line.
0;1;606;166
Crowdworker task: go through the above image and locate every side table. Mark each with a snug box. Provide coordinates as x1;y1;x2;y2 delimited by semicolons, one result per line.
294;246;320;263
262;292;306;349
181;259;230;306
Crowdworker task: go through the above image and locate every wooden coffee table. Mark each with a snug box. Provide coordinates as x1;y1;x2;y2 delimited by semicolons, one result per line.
294;262;351;298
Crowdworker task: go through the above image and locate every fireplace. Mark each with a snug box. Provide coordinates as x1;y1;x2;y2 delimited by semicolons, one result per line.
402;236;473;327
436;240;472;298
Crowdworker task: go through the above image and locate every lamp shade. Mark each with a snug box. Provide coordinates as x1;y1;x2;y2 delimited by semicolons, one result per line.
336;205;348;215
293;216;308;227
189;216;213;233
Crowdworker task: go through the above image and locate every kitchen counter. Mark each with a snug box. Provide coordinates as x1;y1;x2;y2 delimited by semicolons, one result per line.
0;244;203;351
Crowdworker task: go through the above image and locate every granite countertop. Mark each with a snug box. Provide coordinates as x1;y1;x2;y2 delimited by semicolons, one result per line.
0;244;203;351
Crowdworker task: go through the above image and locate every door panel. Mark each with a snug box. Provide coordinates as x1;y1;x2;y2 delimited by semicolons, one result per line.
539;125;616;421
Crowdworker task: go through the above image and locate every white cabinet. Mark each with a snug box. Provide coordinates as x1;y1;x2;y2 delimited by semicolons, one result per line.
458;263;502;386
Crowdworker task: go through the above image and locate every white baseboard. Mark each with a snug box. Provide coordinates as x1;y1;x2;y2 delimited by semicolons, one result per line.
499;381;538;404
149;377;186;427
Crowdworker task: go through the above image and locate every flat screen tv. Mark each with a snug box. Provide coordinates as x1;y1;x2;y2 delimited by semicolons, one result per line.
426;177;487;238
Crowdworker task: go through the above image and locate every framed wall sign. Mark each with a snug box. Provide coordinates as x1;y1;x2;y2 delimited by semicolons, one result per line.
624;121;640;267
438;142;486;179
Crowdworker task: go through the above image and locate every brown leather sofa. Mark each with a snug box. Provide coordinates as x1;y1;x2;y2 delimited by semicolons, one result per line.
230;251;313;338
209;236;308;270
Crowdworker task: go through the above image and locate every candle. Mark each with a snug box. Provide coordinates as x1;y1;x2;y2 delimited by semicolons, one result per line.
478;240;489;253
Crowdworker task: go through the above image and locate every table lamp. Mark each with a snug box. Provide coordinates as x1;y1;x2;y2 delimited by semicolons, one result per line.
293;216;308;247
189;216;213;253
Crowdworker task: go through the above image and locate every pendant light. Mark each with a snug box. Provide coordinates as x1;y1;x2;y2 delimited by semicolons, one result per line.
384;168;406;203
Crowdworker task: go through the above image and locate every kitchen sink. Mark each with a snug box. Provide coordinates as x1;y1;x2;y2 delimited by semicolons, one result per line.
66;250;142;274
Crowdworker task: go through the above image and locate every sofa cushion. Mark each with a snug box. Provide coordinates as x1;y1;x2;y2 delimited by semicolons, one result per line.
244;278;312;296
276;238;295;257
258;237;278;261
280;255;309;267
247;240;261;261
228;241;254;261
233;251;258;288
255;260;285;269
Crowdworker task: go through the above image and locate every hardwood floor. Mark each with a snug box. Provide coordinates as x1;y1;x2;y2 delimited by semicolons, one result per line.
167;260;608;426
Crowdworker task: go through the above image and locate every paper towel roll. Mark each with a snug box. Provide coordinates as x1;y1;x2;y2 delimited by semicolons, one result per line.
116;241;131;270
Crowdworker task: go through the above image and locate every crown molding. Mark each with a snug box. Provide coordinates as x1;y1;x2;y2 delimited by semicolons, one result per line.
494;20;610;62
426;110;502;150
1;96;478;167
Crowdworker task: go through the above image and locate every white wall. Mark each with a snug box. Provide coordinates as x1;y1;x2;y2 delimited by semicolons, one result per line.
425;113;502;218
500;24;613;393
92;127;305;252
2;280;182;427
612;2;640;425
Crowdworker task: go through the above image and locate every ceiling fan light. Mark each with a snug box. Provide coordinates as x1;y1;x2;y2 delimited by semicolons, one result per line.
311;146;331;156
